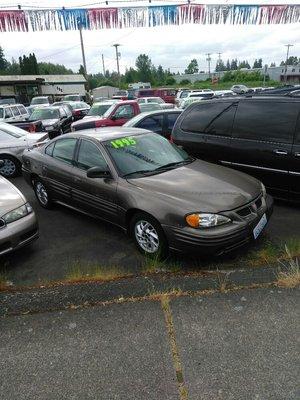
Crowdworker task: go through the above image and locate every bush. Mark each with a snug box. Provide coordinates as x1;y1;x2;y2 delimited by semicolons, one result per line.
165;76;176;85
179;79;191;85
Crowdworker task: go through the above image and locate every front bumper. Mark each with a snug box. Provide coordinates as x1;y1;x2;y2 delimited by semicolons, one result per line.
163;194;274;255
0;212;39;256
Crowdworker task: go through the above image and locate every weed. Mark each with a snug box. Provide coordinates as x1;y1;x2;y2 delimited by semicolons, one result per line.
277;246;300;288
65;261;131;283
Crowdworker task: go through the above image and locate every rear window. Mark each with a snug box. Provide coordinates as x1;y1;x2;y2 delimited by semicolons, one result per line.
17;105;27;115
11;106;20;116
233;101;299;144
180;102;236;137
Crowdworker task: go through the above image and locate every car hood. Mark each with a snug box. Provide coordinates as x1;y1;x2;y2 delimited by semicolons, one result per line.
0;176;25;216
127;160;261;213
41;119;60;127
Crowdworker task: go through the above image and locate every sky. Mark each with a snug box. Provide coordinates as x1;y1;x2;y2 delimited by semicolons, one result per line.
0;0;299;75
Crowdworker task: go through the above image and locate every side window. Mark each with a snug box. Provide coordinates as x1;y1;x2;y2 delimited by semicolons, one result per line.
45;142;55;156
138;99;145;104
5;107;13;118
138;115;164;133
181;102;235;137
77;140;108;171
167;113;180;130
11;106;20;117
17;105;27;115
52;139;77;165
114;105;134;119
233;101;299;144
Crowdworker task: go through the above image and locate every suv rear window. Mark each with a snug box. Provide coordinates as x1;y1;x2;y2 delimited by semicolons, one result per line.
180;102;236;137
233;101;298;144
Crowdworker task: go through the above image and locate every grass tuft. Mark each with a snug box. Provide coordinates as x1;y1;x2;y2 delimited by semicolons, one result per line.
142;254;182;274
277;246;300;289
65;261;130;283
0;272;9;291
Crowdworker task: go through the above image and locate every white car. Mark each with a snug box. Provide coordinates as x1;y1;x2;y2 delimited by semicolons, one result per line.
0;122;48;178
0;104;29;123
137;97;174;109
214;90;237;97
179;90;214;109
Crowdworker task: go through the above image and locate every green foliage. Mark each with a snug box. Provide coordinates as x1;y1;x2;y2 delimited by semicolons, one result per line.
135;54;153;82
185;59;199;74
253;58;263;68
179;79;191;85
19;53;39;74
38;62;73;75
280;56;299;66
0;47;8;71
165;76;176;85
221;70;264;82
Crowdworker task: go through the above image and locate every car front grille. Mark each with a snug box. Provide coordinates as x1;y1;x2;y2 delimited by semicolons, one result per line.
235;194;264;220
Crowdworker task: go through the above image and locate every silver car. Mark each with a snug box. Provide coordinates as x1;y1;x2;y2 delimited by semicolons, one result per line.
0;122;48;178
0;169;38;256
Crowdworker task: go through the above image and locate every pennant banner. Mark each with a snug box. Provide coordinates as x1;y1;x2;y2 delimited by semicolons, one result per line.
0;4;299;32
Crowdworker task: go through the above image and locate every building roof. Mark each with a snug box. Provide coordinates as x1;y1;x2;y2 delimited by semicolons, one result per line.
0;74;86;84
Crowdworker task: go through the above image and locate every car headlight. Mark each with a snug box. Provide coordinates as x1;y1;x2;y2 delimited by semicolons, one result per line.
261;183;266;197
186;213;231;228
2;202;33;224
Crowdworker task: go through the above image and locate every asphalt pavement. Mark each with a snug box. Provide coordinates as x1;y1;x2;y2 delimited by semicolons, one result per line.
1;177;300;286
1;287;299;400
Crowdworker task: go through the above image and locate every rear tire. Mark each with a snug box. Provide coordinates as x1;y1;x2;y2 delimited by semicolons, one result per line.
0;155;21;178
130;212;168;258
33;179;53;209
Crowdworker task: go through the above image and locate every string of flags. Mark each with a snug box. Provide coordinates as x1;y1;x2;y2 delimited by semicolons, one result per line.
0;3;299;32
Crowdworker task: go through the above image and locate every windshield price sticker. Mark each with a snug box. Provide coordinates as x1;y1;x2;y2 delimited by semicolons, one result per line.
111;137;137;149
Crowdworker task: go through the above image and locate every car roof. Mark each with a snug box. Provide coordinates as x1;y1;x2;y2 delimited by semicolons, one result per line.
188;95;300;105
60;127;151;142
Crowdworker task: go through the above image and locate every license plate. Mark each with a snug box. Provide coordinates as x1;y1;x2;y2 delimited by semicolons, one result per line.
253;213;267;239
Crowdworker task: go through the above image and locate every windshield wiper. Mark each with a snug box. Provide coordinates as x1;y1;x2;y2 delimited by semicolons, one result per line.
154;157;194;171
123;169;159;178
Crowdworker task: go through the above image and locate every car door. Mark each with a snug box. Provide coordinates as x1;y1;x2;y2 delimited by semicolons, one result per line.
229;100;298;198
174;101;237;162
111;104;135;126
71;138;119;223
59;108;70;133
137;114;164;137
42;138;78;203
290;111;300;202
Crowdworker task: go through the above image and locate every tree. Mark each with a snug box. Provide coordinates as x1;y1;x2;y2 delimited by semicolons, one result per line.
135;54;153;82
165;76;176;86
270;62;276;67
215;59;226;72
253;58;262;68
38;62;73;75
230;59;238;70
280;56;299;66
226;59;231;71
185;59;199;74
19;53;39;74
179;79;191;85
0;47;8;71
78;64;85;76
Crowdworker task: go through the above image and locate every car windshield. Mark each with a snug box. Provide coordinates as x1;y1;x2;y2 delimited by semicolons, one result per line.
103;104;116;118
70;102;88;109
31;98;48;105
148;98;163;103
104;132;192;178
64;95;79;101
88;104;111;116
29;108;60;120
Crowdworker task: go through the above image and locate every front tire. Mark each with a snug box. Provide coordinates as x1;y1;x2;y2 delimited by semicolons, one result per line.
0;156;21;178
33;179;52;209
130;212;168;258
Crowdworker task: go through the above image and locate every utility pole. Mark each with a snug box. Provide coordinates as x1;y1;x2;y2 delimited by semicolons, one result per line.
284;44;293;84
102;54;106;77
113;44;121;88
206;53;212;78
79;23;87;77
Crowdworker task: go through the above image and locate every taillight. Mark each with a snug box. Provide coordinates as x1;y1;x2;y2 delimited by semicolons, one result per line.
29;124;36;133
74;110;81;116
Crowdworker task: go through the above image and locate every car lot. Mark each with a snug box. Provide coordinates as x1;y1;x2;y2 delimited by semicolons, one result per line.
1;176;299;287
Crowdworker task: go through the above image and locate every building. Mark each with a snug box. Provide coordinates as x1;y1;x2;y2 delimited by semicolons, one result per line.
92;85;119;99
173;65;300;84
0;74;87;105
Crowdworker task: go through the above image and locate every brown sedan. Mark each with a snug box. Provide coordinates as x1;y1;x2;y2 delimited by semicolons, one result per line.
22;128;273;257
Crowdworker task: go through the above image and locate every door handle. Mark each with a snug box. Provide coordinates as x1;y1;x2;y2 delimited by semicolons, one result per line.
273;149;288;156
295;152;300;158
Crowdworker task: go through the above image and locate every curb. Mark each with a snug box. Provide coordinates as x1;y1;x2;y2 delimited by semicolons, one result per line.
0;266;279;317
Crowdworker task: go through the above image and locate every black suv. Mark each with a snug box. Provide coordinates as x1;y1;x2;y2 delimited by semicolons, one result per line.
172;96;300;202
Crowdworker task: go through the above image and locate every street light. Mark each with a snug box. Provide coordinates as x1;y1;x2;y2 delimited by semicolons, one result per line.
113;44;121;87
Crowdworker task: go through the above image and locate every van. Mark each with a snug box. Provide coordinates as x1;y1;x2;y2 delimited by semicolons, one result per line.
172;96;300;202
0;104;29;123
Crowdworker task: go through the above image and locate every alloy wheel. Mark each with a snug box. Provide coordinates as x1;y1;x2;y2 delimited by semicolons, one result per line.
35;182;48;206
0;159;16;177
134;220;160;253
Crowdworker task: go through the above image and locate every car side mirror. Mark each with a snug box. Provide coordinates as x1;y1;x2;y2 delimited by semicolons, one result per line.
87;166;111;179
